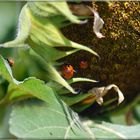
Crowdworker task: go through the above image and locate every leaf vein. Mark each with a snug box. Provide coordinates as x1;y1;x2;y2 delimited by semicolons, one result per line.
94;124;127;139
23;126;67;137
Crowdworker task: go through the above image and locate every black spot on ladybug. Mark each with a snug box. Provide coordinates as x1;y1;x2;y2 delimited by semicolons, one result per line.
62;64;75;79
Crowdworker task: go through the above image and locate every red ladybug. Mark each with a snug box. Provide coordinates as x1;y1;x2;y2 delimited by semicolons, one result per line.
79;60;88;69
62;64;75;80
7;58;14;67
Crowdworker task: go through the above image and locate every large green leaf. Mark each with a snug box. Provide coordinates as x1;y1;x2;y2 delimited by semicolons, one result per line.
9;92;140;139
0;76;58;106
0;106;13;138
89;121;140;139
9;78;57;104
9;99;94;139
0;54;60;104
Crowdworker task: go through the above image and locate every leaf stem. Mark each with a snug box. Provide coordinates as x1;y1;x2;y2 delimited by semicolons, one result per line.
0;88;16;106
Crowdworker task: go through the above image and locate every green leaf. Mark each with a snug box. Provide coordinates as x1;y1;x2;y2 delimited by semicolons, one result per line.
28;2;59;17
45;63;76;94
1;1;98;94
68;78;98;85
9;98;140;139
1;77;58;106
28;37;79;62
110;114;127;125
17;78;57;104
9;99;94;139
89;121;140;139
134;103;140;121
0;53;73;104
48;1;83;24
0;54;61;104
28;2;82;24
71;102;93;112
47;77;97;94
60;93;94;106
49;15;73;28
28;11;98;58
0;106;13;138
132;102;140;124
0;55;19;84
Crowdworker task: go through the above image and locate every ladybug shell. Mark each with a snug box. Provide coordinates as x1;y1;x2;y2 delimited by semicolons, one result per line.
62;65;74;80
79;60;88;69
7;58;14;67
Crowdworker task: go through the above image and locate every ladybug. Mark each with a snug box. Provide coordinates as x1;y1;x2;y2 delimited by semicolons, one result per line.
79;60;88;69
7;58;14;67
62;64;75;80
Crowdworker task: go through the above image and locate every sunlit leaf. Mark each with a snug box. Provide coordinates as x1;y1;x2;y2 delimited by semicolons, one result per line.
9;99;94;139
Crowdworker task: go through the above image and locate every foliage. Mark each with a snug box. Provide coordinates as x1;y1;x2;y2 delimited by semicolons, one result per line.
0;57;140;138
0;1;140;139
